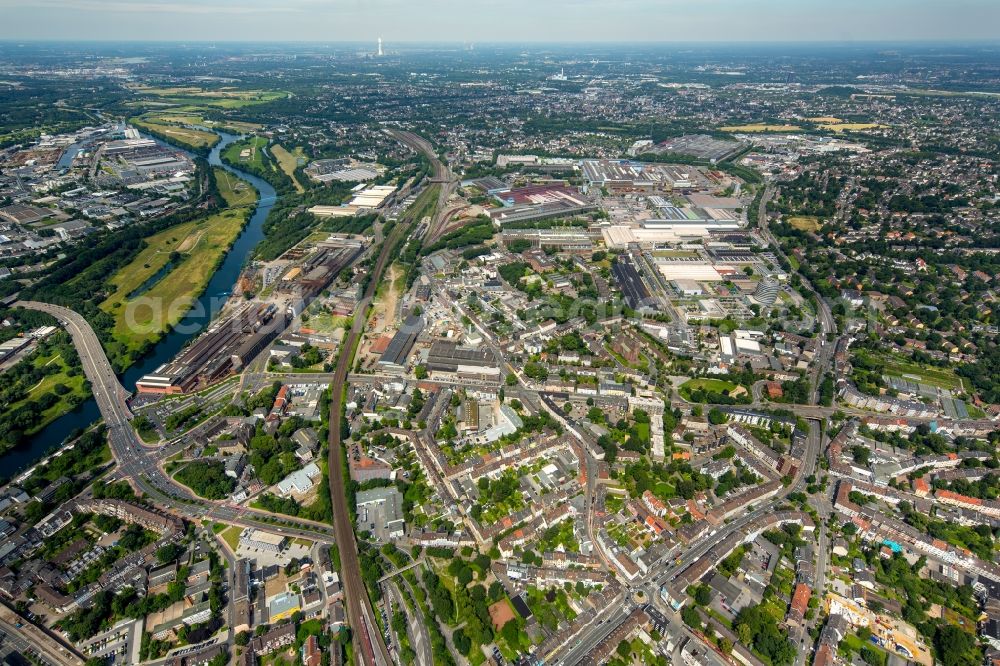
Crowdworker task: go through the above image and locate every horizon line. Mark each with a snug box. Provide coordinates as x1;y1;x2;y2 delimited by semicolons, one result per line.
2;38;1000;46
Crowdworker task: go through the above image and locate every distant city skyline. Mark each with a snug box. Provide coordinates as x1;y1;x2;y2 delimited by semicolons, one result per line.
2;0;999;43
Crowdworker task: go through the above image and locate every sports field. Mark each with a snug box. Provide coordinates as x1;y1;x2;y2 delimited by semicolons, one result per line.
100;207;250;360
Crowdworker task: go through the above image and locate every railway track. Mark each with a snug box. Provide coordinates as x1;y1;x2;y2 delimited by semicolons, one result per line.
325;129;448;666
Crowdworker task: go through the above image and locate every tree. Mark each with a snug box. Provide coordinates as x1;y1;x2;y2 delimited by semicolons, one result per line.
860;646;886;666
737;622;752;645
694;585;712;606
453;628;472;655
500;619;519;645
708;408;727;425
934;625;978;666
616;640;631;658
156;543;183;564
681;605;701;630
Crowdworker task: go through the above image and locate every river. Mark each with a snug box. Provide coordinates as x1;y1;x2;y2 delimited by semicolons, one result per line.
2;131;277;475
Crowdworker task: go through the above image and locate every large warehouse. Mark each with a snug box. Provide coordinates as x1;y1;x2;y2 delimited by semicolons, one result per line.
600;219;742;248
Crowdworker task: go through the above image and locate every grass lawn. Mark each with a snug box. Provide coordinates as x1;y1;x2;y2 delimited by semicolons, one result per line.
720;124;802;133
653;481;675;498
788;216;821;232
223;135;270;170
8;350;89;435
99;207;249;363
131;85;287;109
680;378;739;395
219;526;242;552
135;421;159;444
213;167;256;207
271;144;305;193
131;118;219;150
139;111;264;135
301;303;348;335
877;353;968;392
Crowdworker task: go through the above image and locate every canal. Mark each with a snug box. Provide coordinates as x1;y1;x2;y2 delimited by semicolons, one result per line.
2;131;277;475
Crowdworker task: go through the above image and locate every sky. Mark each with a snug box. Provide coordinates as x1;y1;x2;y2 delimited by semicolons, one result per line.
1;0;999;43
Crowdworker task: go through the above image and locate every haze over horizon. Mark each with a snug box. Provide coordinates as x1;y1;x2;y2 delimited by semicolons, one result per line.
2;0;999;44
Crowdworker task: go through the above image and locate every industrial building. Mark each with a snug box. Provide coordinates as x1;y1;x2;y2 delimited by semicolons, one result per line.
483;183;595;225
308;184;397;218
582;160;704;191
612;254;653;312
136;303;287;394
274;241;365;304
356;487;405;542
754;275;780;306
424;340;500;380
305;158;380;183
601;219;742;248
501;228;599;253
378;313;424;372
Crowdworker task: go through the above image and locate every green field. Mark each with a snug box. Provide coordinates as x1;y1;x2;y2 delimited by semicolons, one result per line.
8;349;89;435
302;305;349;335
223;135;270;170
788;216;821;232
271;144;305;193
131;118;220;150
100;207;250;361
143;112;263;135
213;167;256;207
130;85;287;109
680;378;739;394
219;525;242;552
877;353;969;392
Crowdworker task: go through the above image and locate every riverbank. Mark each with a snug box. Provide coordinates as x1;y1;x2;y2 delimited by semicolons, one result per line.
0;130;279;477
99;204;253;366
0;330;90;460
